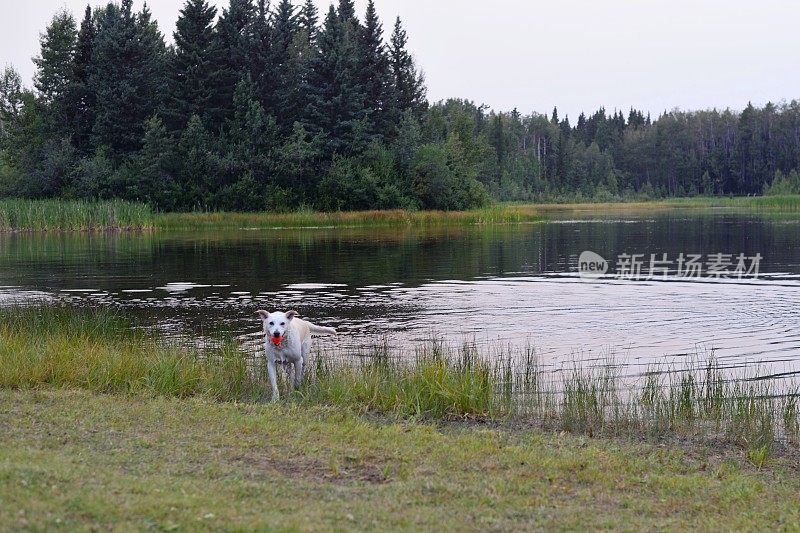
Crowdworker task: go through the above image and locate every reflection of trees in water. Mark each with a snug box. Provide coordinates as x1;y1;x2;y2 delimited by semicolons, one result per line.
0;215;797;297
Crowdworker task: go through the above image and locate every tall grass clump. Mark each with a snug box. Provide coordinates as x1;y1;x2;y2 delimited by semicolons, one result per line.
0;199;155;232
302;340;493;419
0;306;260;401
742;194;800;211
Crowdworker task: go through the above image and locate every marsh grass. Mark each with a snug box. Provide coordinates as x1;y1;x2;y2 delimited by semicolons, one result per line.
0;199;155;232
3;195;800;233
0;306;259;400
155;204;542;230
2;306;798;462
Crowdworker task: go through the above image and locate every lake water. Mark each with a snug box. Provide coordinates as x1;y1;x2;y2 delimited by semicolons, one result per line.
2;207;800;380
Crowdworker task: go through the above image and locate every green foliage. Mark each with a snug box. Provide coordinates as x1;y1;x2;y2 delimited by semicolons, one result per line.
6;1;800;212
764;169;800;195
411;140;488;210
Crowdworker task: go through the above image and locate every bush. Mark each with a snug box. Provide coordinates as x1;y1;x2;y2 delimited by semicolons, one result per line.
764;170;800;196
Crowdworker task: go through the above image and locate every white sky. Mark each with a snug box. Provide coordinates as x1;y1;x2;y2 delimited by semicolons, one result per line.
2;0;799;119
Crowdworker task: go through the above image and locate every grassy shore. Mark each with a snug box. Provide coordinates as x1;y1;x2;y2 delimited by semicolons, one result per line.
0;199;155;232
2;195;800;232
155;204;543;230
2;306;798;465
3;388;800;531
528;194;800;212
3;306;800;528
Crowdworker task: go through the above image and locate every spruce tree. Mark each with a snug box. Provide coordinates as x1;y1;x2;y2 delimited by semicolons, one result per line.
177;114;217;208
269;0;301;128
67;6;97;154
337;0;357;23
33;9;77;133
210;0;255;130
358;0;393;139
90;0;168;156
0;67;24;140
167;0;218;131
131;116;180;209
298;0;319;43
388;17;426;118
136;5;169;113
248;0;273;113
305;5;367;157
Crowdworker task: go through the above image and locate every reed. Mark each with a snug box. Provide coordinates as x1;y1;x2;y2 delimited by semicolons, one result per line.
155;204;542;230
0;199;155;232
0;306;257;400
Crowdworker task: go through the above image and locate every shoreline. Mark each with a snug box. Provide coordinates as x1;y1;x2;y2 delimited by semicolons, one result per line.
2;306;797;464
2;195;800;232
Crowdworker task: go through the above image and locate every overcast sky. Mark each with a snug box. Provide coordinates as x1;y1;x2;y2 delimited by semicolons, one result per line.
2;0;799;119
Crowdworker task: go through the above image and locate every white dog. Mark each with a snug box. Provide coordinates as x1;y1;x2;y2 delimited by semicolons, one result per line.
255;310;337;400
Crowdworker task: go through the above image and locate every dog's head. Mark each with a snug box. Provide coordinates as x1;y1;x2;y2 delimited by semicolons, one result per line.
256;310;297;347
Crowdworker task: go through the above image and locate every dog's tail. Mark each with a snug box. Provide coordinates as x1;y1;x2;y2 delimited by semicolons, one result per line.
308;323;337;335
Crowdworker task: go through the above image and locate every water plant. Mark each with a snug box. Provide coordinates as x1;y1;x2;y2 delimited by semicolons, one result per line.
0;199;155;232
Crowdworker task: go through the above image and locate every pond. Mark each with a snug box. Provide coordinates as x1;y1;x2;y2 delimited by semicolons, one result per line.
2;207;800;380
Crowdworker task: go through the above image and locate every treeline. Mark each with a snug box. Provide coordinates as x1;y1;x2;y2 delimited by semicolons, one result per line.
0;0;799;212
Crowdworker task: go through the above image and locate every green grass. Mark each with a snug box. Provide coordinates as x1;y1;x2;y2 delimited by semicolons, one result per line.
2;306;798;465
4;389;800;530
3;306;800;528
530;194;800;211
155;204;542;230
0;199;155;232
0;306;256;400
3;195;800;232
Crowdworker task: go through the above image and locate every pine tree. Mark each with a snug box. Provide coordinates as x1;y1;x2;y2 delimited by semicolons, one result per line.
388;17;426;118
33;9;77;133
167;0;218;131
357;0;393;139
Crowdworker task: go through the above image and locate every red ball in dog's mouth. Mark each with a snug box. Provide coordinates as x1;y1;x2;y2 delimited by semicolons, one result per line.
271;336;283;346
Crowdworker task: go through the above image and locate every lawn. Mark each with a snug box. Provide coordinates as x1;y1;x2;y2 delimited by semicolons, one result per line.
2;388;799;531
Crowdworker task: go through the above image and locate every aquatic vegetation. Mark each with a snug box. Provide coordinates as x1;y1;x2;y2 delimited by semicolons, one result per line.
3;195;800;232
0;199;155;232
155;204;542;230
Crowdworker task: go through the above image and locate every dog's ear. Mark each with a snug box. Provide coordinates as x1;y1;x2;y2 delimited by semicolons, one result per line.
285;310;298;320
255;310;269;320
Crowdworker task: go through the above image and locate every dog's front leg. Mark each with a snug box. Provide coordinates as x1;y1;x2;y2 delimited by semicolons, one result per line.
267;358;279;401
